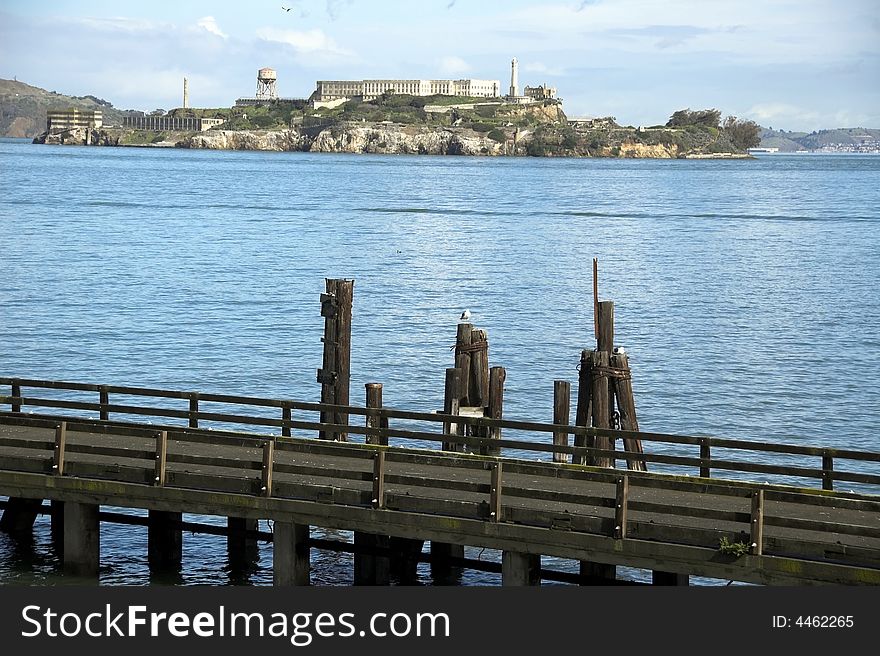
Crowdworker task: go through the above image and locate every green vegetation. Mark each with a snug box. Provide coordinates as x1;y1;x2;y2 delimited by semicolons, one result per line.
666;108;722;129
718;536;751;558
487;128;506;143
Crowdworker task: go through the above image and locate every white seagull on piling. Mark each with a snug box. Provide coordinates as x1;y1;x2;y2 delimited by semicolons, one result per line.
460;309;471;321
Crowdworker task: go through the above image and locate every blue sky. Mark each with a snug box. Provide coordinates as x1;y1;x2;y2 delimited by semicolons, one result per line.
1;0;878;130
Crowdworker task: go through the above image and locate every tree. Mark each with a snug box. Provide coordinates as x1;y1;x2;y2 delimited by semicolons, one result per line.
723;116;761;150
666;108;721;129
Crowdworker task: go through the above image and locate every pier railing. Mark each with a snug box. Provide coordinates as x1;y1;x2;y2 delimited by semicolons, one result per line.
2;376;880;495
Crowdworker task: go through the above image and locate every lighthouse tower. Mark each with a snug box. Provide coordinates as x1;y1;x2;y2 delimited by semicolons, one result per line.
509;57;519;97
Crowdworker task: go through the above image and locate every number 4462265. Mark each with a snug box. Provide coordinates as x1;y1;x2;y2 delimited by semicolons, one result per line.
795;616;854;628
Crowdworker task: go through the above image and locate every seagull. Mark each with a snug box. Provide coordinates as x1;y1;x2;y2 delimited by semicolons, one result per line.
460;309;471;321
281;5;291;11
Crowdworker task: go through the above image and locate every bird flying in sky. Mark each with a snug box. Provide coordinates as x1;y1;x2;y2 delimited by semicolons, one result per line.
281;5;291;11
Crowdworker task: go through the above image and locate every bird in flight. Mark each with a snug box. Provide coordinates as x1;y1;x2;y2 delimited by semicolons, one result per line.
281;5;291;11
460;309;471;321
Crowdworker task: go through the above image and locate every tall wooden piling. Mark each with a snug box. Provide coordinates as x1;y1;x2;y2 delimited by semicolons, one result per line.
573;349;592;465
434;367;465;570
485;366;505;456
442;368;462;452
318;278;354;440
273;522;310;586
553;380;571;463
227;517;259;571
0;497;43;533
611;352;647;471
588;350;614;468
455;323;473;405
502;551;541;586
469;328;489;407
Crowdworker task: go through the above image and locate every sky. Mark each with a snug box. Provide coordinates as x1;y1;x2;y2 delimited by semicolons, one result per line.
1;0;878;130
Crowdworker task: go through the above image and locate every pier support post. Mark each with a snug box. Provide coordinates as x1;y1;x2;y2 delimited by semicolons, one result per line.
227;517;259;570
148;510;182;571
484;366;505;456
274;522;310;586
63;502;100;578
434;368;465;567
430;541;464;584
353;533;390;585
389;536;424;583
51;500;64;551
0;497;43;534
653;571;690;586
502;551;540;586
580;561;617;584
318;279;354;441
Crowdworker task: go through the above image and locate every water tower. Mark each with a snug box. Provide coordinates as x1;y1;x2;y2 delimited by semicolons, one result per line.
256;67;278;100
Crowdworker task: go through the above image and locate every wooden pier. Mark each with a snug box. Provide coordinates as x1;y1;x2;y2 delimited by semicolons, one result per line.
1;377;879;586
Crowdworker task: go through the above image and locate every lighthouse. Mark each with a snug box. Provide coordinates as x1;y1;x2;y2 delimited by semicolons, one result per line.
509;57;519;97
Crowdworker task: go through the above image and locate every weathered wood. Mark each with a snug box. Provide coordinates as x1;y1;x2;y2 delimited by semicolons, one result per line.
553;380;571;463
588;351;614;467
11;381;21;413
282;406;291;438
573;349;592;465
610;352;646;472
597;301;614;352
188;394;199;429
751;489;765;555
64;501;100;578
700;438;711;478
99;386;109;421
822;453;834;491
455;322;473;405
490;462;503;521
148;510;182;571
652;571;689;586
614;476;628;539
365;383;388;446
319;278;354;440
592;257;599;340
442;368;462;452
52;421;67;476
580;561;616;584
354;532;390;585
372;451;386;509
274;521;310;586
485;366;505;456
469;328;489;407
154;430;167;486
261;440;274;497
227;517;259;572
502;551;540;586
0;497;43;533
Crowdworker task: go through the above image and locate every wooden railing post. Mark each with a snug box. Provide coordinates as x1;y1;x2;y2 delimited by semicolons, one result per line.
553;380;571;463
188;393;199;429
750;490;764;555
154;430;168;486
52;422;67;475
614;475;629;539
822;453;834;491
11;380;21;413
573;350;592;465
365;383;388;446
282;405;292;438
372;451;386;509
489;462;503;521
442;368;462;452
99;386;109;421
699;438;711;478
261;440;275;497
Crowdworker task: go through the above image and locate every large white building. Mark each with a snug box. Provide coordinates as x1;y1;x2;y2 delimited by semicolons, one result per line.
312;78;501;102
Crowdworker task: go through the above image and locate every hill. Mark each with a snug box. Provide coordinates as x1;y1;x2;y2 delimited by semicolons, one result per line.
0;78;135;138
759;126;880;151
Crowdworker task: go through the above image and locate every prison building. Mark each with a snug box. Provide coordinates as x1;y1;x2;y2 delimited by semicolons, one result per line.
46;109;103;132
312;78;501;102
122;116;225;132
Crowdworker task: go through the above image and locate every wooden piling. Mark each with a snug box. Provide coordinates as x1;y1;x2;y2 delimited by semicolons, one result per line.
354;533;390;585
485;366;505;456
455;323;473;405
273;522;310;586
365;383;388;446
319;278;354;440
0;497;43;533
502;551;540;586
442;368;462;452
573;349;592;465
99;386;109;421
148;510;183;571
588;350;614;467
652;571;689;586
64;502;100;578
469;328;489;407
610;352;647;472
227;517;259;571
11;380;21;413
553;380;571;463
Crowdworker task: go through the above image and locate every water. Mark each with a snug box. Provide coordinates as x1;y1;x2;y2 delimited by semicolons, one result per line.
1;139;879;585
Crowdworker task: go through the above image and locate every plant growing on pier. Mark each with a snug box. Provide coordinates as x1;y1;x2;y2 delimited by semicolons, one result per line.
718;536;750;558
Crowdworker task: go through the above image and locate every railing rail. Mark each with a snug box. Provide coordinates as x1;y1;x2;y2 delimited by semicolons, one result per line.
3;376;880;493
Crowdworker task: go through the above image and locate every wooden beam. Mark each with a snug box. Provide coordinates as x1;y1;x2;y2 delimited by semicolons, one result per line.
188;393;199;429
490;462;503;521
52;421;67;476
614;475;629;539
372;451;386;509
99;386;109;421
553;380;571;463
261;440;274;498
365;383;388;446
751;490;765;556
154;430;167;486
442;368;461;452
485;366;505;456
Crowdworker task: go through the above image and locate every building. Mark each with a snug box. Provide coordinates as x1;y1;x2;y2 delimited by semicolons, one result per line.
311;78;501;103
122;116;225;131
46;109;103;132
524;84;558;101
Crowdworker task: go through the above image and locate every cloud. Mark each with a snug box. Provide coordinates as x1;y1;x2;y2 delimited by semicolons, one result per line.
196;16;227;39
256;27;351;56
745;103;822;128
575;0;600;10
437;56;471;76
325;0;353;20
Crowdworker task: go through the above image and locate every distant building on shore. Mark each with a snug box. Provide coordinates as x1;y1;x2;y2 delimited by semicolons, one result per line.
47;108;103;132
524;84;558;101
236;67;305;107
311;78;501;104
122;115;225;132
